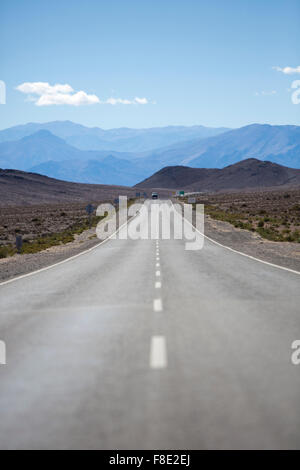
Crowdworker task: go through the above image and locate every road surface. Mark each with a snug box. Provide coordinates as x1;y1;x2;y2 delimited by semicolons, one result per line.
0;200;299;449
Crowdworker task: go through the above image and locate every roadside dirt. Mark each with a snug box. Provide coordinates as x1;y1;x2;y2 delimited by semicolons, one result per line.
0;225;101;282
0;198;144;282
204;215;300;272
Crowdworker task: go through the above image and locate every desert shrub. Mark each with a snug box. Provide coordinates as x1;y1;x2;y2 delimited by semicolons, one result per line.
203;200;300;243
256;227;284;241
0;247;8;258
293;230;300;238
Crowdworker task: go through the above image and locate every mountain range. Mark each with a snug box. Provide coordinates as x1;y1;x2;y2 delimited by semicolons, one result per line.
140;124;300;170
136;159;300;192
30;153;145;186
0;130;143;186
0;121;299;186
2;159;298;208
0;121;228;153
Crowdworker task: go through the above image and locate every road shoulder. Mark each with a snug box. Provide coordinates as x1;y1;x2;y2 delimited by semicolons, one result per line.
0;226;100;283
204;214;300;273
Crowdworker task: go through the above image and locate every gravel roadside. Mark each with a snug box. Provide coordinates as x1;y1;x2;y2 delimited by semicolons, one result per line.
204;215;300;273
0;226;103;283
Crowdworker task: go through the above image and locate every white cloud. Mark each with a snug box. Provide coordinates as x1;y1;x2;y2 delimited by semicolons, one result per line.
134;97;148;104
16;82;100;106
16;81;151;107
254;90;277;96
105;97;132;105
36;91;100;106
105;96;149;105
273;65;300;75
16;82;74;96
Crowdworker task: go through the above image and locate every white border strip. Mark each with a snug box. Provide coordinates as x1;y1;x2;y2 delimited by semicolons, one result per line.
172;201;300;276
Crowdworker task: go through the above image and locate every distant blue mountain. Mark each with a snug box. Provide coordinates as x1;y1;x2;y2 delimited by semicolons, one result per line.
0;130;146;185
0;123;299;186
140;124;300;171
0;121;229;153
0;130;134;168
0;130;82;170
30;156;146;186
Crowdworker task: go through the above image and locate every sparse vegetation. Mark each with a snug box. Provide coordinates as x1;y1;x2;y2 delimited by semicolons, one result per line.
0;198;137;258
185;188;300;243
0;204;108;258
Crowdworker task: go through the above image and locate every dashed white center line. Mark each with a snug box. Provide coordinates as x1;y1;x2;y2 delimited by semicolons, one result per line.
156;256;160;261
155;281;162;289
156;262;160;267
156;270;161;277
149;336;167;369
153;298;163;312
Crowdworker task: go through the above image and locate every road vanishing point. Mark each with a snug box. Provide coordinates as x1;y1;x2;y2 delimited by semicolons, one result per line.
0;200;299;449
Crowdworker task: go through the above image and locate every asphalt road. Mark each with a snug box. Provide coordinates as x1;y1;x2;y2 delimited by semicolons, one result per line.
0;200;299;450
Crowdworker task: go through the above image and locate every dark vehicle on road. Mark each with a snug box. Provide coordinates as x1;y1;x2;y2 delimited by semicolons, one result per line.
151;192;158;199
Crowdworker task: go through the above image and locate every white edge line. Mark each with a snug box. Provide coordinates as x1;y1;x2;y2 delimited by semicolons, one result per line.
172;201;300;276
0;214;137;287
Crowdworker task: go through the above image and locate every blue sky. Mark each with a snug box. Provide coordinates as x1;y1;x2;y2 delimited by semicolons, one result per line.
0;0;299;130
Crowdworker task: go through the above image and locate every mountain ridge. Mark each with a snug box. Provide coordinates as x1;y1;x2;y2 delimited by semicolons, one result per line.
136;158;300;191
139;124;300;171
0;168;171;206
0;121;229;153
0;122;299;186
